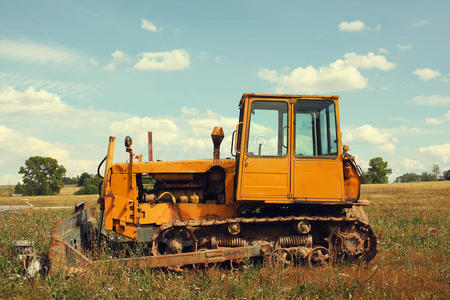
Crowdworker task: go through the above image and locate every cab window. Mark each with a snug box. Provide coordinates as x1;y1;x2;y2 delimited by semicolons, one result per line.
247;101;288;157
295;100;338;157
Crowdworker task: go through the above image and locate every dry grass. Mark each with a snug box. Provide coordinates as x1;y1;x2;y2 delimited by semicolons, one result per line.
0;182;449;299
0;185;97;207
0;185;14;197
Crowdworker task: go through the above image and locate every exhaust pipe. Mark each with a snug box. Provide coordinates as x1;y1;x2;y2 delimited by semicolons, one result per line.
211;127;224;160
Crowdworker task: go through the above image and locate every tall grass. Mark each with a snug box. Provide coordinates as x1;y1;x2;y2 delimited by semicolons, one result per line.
0;182;449;299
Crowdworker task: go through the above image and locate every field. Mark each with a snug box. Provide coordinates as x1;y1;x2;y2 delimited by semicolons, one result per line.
0;182;449;299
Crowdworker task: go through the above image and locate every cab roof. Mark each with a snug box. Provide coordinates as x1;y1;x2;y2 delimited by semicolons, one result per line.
239;94;339;106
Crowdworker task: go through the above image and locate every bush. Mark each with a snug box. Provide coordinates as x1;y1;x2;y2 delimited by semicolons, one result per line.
74;184;99;195
73;173;102;195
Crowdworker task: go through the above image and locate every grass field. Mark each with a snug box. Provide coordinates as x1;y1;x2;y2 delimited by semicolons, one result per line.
0;182;449;299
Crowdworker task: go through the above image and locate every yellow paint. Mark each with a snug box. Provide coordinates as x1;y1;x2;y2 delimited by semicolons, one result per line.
138;203;235;225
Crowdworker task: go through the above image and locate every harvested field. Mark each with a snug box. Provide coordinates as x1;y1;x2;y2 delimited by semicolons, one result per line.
0;185;97;208
0;182;449;299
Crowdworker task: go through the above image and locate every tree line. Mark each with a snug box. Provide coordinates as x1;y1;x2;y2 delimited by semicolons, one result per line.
395;164;449;183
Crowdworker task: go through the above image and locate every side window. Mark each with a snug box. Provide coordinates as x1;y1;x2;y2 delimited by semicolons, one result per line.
247;101;288;157
295;113;314;156
295;100;338;157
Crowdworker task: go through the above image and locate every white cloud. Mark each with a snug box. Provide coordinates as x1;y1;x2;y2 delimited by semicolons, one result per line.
425;118;442;125
339;20;366;31
181;107;200;116
402;158;424;171
103;50;132;71
0;124;67;167
108;109;238;161
397;44;412;51
419;143;450;163
134;49;190;71
374;24;382;30
445;111;450;122
0;39;83;64
411;95;450;106
0;85;129;133
396;125;421;135
412;19;430;27
90;58;99;66
0;124;99;183
378;48;389;54
0;72;104;100
0;173;22;185
343;52;395;71
258;52;395;93
141;19;158;32
343;124;396;154
413;68;441;80
110;117;180;147
0;86;68;114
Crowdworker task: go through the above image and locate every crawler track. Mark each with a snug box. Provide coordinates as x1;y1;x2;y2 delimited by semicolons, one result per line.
152;215;377;266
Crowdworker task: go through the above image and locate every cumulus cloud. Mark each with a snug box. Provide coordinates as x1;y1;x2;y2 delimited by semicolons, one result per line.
141;19;158;32
413;68;441;80
412;19;430;27
0;86;68;114
410;95;450;106
343;52;395;70
103;50;132;71
258;52;395;93
134;49;190;71
397;44;412;51
0;125;68;160
419;143;450;163
181;107;200;116
343;124;397;154
402;158;424;171
339;20;366;31
0;86;243;182
425;118;442;125
0;39;83;64
0;124;99;183
110;117;179;147
378;48;389;54
108;108;238;161
445;111;450;122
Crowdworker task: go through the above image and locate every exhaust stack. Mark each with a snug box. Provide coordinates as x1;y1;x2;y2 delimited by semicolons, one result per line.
211;127;224;160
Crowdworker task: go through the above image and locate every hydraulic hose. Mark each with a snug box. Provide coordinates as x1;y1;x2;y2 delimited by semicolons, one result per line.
97;156;107;179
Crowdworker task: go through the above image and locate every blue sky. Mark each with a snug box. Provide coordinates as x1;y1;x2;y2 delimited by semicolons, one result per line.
1;0;449;184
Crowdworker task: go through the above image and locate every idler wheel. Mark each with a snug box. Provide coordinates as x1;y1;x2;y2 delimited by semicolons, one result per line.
152;227;197;255
271;248;293;268
308;246;330;267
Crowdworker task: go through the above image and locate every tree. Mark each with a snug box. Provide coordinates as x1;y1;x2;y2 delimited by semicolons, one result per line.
78;172;92;187
395;172;421;183
74;173;102;195
443;170;450;180
432;164;440;179
360;173;371;184
420;172;437;182
63;176;79;185
14;156;66;196
365;157;392;184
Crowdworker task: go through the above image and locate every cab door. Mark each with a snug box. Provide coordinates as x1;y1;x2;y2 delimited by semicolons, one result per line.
292;99;344;202
237;99;291;202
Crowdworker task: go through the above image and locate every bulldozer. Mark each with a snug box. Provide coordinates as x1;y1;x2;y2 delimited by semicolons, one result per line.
47;94;377;273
